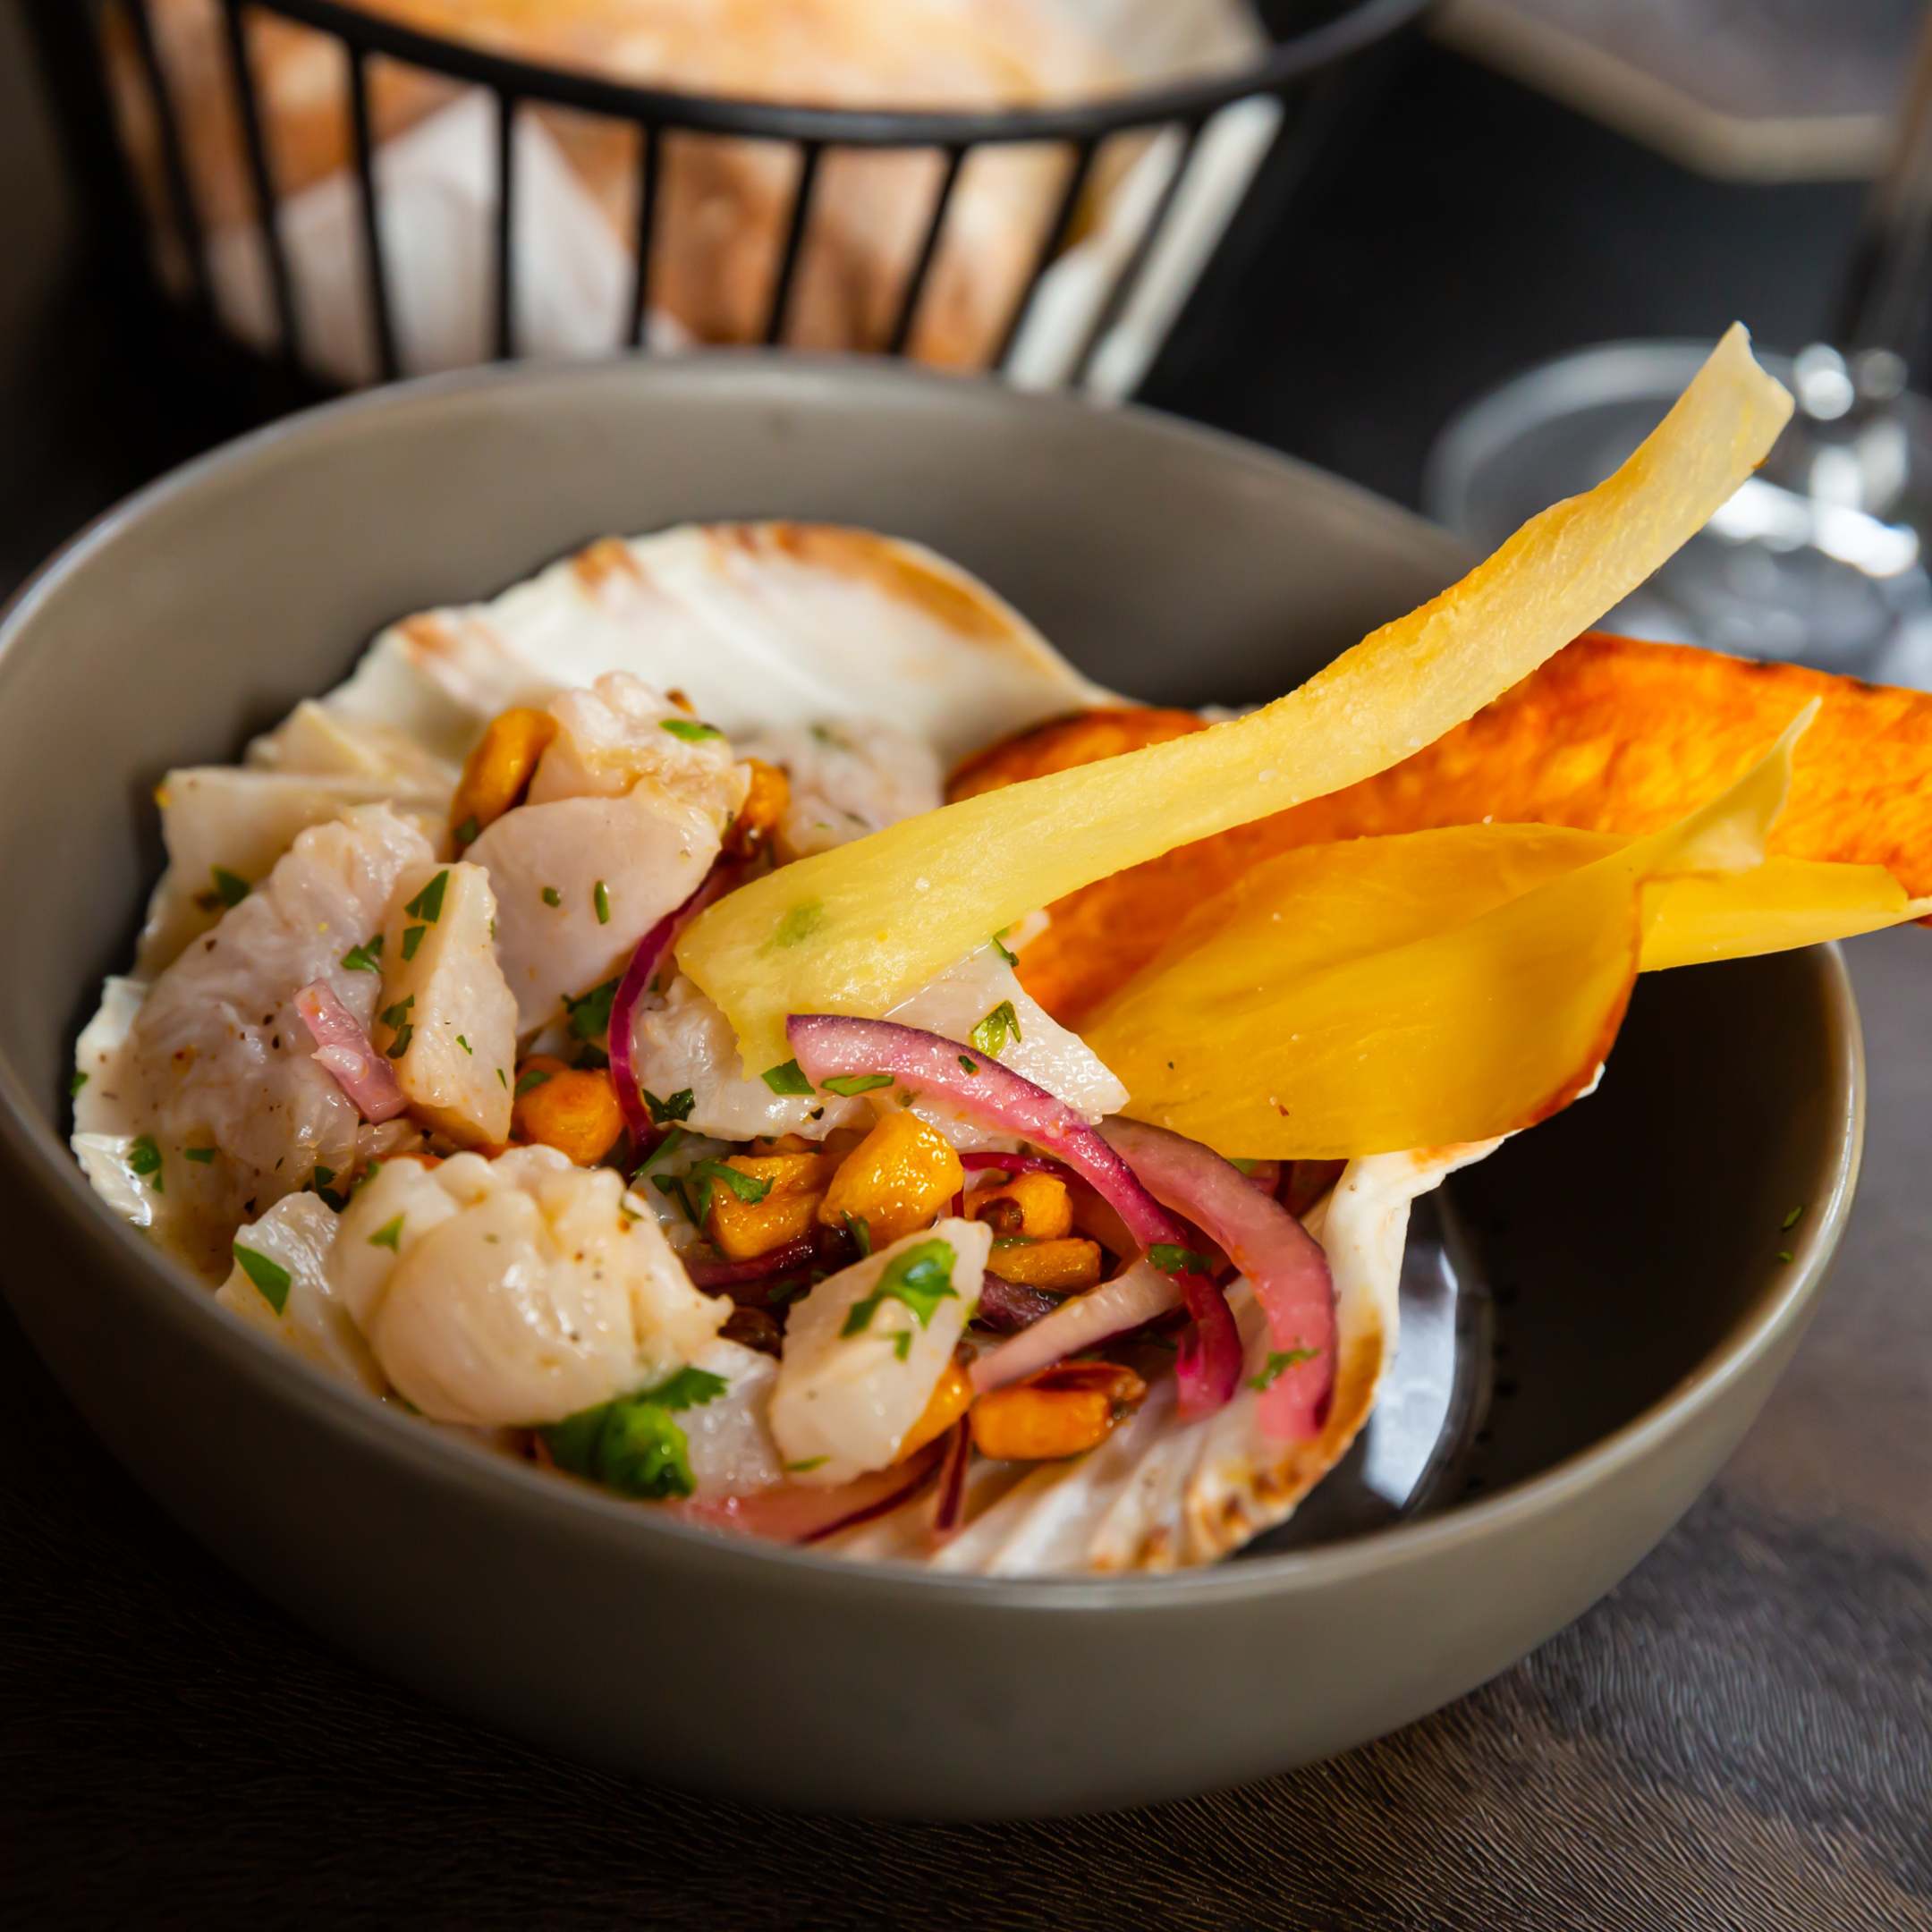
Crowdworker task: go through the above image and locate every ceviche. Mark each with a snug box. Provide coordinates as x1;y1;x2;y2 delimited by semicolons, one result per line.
71;328;1932;1572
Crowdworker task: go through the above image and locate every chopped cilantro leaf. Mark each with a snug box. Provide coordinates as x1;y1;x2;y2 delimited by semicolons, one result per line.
843;1213;872;1258
403;870;449;923
340;935;384;973
496;1067;508;1089
1249;1347;1319;1392
456;1035;472;1055
128;1134;164;1191
378;995;415;1030
515;1068;554;1097
823;1072;893;1098
313;1165;335;1187
564;977;621;1043
959;1055;978;1074
541;1369;724;1499
784;1456;829;1474
660;717;723;744
1777;1249;1794;1264
400;923;426;962
386;1024;413;1059
453;815;479;846
970;1000;1021;1057
990;929;1019;968
841;1237;958;1341
542;886;562;908
210;866;251;909
593;879;611;926
651;1171;701;1227
68;1070;89;1097
1781;1204;1805;1231
647;1366;730;1411
692;1158;771;1207
369;1215;405;1251
761;1059;813;1096
233;1244;291;1313
183;1145;216;1164
632;1126;685;1182
1148;1242;1216;1277
644;1088;695;1125
1229;1157;1258;1175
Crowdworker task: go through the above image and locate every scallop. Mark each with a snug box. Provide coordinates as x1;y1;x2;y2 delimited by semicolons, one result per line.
768;1217;990;1486
329;1147;727;1428
528;672;743;826
119;804;435;1276
374;860;517;1147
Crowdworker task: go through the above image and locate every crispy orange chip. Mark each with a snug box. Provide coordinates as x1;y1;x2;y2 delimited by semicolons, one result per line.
996;633;1932;1024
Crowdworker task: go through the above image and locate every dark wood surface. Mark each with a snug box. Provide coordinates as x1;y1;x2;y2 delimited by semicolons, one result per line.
2;18;1928;1928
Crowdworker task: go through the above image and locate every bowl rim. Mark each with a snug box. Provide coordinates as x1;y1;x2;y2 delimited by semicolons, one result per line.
0;352;1866;1612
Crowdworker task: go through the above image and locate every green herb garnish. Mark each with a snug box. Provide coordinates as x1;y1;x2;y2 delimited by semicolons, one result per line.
210;866;251;909
760;899;826;955
990;929;1019;968
542;886;562;908
959;1055;978;1074
691;1159;771;1209
593;879;611;926
761;1059;813;1097
456;1035;472;1055
68;1070;89;1097
369;1215;405;1251
632;1126;686;1183
453;815;479;846
400;924;426;962
660;717;723;744
970;1000;1021;1057
1781;1204;1805;1231
843;1213;872;1258
1148;1242;1215;1277
233;1243;291;1314
541;1367;727;1501
128;1134;164;1191
822;1072;893;1098
515;1068;554;1097
564;977;621;1043
644;1088;696;1125
404;870;449;923
841;1238;958;1341
340;933;385;973
784;1457;829;1474
183;1145;216;1164
1249;1347;1319;1392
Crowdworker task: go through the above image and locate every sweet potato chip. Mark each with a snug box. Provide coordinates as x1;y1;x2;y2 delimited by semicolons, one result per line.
1086;713;1813;1158
682;327;1792;1070
998;634;1932;1024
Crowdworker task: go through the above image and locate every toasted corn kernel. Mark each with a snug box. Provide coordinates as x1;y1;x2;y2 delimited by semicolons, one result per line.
708;1151;838;1259
725;758;790;859
982;1236;1102;1292
452;707;557;839
818;1113;964;1249
968;1170;1073;1241
895;1360;974;1463
511;1058;624;1166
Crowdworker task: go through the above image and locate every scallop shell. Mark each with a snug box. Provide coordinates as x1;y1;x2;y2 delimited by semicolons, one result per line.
832;1140;1502;1574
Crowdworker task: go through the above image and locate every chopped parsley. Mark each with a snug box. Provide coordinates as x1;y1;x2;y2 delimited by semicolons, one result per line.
541;1366;727;1501
760;899;826;955
379;994;415;1060
970;1000;1021;1057
1781;1204;1806;1231
128;1134;164;1191
209;866;251;909
632;1126;686;1183
453;815;479;846
822;1072;893;1098
1148;1242;1216;1277
593;879;611;926
841;1238;958;1343
68;1071;89;1097
404;870;449;923
691;1159;772;1221
496;1067;508;1089
784;1456;829;1474
183;1145;216;1165
644;1088;695;1125
843;1212;872;1258
233;1244;292;1314
313;1164;349;1211
959;1055;978;1074
1249;1347;1320;1392
340;935;385;973
761;1059;813;1096
400;924;427;962
456;1035;472;1055
542;886;562;908
564;977;621;1043
369;1215;405;1251
514;1067;554;1097
990;929;1019;968
651;1171;701;1225
1776;1249;1794;1264
1229;1157;1258;1175
660;717;724;744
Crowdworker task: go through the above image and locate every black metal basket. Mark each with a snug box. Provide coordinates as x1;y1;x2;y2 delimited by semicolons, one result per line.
21;0;1427;402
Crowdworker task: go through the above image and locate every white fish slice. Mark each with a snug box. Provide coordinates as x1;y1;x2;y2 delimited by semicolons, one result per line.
326;523;1116;767
827;1140;1501;1574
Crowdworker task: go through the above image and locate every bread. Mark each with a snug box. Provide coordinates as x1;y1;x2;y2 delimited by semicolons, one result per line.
104;0;1125;369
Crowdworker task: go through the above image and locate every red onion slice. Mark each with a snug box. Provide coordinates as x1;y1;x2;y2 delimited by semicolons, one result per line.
608;864;737;1147
786;1015;1241;1417
682;1440;945;1544
682;1237;817;1292
1103;1118;1336;1441
929;1419;972;1545
294;982;407;1123
971;1259;1180;1392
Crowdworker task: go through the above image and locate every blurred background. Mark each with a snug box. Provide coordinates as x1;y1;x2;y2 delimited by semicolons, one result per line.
2;0;1927;672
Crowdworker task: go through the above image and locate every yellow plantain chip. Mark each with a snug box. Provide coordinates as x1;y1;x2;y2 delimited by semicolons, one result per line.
682;326;1793;1069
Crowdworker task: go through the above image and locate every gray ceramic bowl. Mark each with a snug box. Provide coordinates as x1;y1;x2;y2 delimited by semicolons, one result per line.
0;357;1860;1818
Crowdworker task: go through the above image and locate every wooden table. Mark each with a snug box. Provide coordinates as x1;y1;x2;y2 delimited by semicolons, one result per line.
2;22;1925;1928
